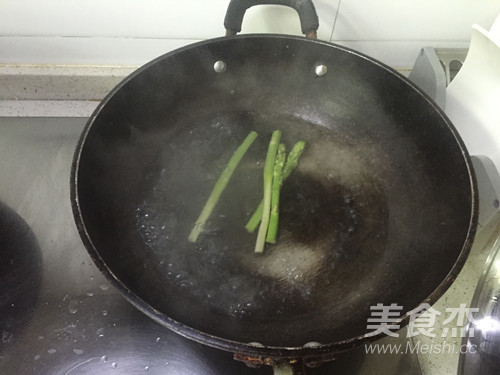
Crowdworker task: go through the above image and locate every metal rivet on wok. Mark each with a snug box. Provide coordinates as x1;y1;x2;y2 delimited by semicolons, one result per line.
214;60;226;73
315;64;328;77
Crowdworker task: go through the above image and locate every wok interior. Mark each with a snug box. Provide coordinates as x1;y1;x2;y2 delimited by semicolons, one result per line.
75;36;475;348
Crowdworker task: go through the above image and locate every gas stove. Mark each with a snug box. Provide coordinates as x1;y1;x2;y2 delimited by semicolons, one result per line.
1;16;500;375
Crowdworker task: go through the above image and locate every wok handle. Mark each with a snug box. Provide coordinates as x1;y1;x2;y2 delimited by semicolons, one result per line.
273;362;307;374
224;0;319;39
234;354;308;374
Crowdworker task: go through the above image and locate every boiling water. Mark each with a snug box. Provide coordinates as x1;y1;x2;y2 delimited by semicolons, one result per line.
133;110;390;332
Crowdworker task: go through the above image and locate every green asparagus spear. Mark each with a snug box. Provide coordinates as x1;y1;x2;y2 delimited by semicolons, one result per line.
244;201;264;233
283;141;306;180
266;143;286;243
245;140;306;233
255;130;281;253
188;131;258;243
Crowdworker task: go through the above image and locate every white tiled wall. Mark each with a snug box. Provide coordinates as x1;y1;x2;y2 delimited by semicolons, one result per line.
1;0;500;68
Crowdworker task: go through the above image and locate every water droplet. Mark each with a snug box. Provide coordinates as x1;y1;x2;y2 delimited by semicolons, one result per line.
47;348;57;354
144;366;150;371
101;310;108;316
101;355;108;362
99;283;109;291
86;291;95;297
111;362;117;369
34;354;41;360
155;337;161;343
73;348;84;355
96;328;105;337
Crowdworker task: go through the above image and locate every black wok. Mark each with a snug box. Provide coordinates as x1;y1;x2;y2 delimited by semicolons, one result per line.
71;0;478;370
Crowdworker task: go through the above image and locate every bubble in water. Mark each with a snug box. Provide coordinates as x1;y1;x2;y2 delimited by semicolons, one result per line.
227;301;253;318
155;337;161;343
86;291;95;297
34;354;41;360
1;331;13;344
73;348;84;355
144;366;150;371
101;310;108;316
257;247;322;286
47;348;57;354
101;355;108;362
68;300;79;314
294;273;304;282
99;283;109;291
111;362;118;369
96;328;105;337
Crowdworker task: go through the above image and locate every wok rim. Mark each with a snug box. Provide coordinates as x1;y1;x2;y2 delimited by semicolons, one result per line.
70;33;479;360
